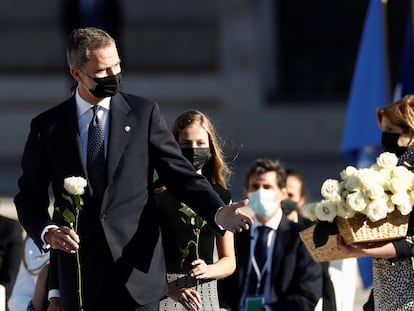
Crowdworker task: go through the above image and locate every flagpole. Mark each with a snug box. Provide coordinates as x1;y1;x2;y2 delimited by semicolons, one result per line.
381;0;390;101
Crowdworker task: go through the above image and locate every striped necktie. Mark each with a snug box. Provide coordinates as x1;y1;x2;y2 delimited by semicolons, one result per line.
87;105;106;199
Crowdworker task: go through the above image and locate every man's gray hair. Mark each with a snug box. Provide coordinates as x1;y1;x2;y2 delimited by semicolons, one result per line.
66;27;115;68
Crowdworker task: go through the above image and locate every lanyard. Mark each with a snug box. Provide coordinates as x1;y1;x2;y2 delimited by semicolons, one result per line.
250;229;275;294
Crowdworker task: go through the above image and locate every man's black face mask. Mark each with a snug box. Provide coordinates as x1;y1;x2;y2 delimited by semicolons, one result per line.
90;73;122;98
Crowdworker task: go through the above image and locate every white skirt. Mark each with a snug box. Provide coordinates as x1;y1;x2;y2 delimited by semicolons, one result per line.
159;273;220;311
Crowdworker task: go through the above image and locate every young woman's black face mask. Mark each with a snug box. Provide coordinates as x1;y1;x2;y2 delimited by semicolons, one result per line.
181;147;212;171
381;132;407;157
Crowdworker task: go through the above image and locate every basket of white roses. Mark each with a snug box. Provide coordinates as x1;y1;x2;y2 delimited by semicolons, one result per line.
299;225;364;262
300;152;412;261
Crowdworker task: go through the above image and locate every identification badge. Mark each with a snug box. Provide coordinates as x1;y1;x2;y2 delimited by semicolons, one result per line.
245;296;265;311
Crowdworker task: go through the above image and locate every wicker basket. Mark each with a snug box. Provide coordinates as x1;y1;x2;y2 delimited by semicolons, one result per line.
336;209;409;245
299;225;362;262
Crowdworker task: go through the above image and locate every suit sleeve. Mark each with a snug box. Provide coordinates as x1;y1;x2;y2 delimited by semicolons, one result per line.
14;118;55;251
269;233;323;310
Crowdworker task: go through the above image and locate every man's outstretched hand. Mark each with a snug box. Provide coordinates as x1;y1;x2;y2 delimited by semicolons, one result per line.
215;199;253;233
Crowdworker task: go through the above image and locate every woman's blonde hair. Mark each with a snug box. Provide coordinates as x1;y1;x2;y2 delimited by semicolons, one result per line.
172;110;231;189
376;95;414;131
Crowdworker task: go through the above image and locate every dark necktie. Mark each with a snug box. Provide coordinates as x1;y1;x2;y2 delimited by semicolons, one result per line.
255;226;271;270
87;105;106;199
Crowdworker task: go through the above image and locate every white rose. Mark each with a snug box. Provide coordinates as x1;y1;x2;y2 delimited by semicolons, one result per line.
391;191;411;207
64;176;87;196
346;191;367;212
376;152;398;168
391;192;413;216
391;165;412;178
314;200;337;222
343;175;361;192
363;183;385;200
335;200;356;219
358;168;381;189
390;166;414;191
365;200;389;222
377;168;392;191
302;203;317;222
321;179;341;201
390;177;410;193
396;202;412;216
340;166;359;180
386;198;395;213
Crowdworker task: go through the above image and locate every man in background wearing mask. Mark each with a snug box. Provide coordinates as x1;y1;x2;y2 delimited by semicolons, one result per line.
13;27;253;311
221;158;322;311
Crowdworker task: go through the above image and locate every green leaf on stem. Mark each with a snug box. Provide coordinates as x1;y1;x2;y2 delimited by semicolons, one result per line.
62;208;76;225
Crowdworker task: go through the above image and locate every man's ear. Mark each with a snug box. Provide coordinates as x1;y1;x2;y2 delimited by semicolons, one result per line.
70;67;81;82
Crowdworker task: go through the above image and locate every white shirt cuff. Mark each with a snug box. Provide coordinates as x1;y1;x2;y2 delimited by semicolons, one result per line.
214;206;225;230
48;289;60;300
41;225;59;250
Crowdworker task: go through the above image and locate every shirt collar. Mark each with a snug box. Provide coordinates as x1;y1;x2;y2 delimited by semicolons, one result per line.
75;87;111;118
252;208;283;231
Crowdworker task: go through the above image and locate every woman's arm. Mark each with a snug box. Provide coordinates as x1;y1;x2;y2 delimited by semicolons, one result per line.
31;264;49;311
336;235;397;259
189;231;236;280
166;231;235;310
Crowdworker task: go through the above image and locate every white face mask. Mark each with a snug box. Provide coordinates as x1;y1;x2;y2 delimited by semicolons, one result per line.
247;189;277;217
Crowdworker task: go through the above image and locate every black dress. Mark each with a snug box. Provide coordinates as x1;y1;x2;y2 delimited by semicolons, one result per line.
154;184;231;311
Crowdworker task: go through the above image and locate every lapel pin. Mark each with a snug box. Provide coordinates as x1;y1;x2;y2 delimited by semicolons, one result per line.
124;126;131;132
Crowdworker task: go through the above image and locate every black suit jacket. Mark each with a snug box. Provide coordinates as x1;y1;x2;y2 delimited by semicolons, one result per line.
221;215;322;311
14;92;225;309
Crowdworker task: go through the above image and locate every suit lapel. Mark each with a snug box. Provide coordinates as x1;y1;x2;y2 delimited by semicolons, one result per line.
271;216;290;276
106;93;131;186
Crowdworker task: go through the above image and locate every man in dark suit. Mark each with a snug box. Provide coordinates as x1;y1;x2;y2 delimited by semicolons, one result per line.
14;27;252;311
220;159;322;311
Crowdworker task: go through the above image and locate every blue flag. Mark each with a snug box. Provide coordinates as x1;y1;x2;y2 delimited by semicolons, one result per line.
340;0;390;165
400;9;414;96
